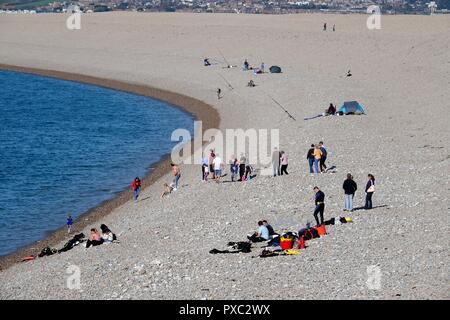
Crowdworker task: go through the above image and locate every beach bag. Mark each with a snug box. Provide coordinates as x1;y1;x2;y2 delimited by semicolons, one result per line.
299;228;319;241
367;185;375;193
38;246;57;257
314;224;327;236
280;236;294;250
295;236;305;249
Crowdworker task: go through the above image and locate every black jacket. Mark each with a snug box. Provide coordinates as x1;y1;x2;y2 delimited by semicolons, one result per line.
343;179;357;195
307;148;315;160
315;190;325;205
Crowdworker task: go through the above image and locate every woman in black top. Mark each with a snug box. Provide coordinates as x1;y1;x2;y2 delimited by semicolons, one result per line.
364;174;375;209
306;144;315;174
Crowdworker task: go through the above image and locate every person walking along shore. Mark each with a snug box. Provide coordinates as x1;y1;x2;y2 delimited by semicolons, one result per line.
132;177;141;203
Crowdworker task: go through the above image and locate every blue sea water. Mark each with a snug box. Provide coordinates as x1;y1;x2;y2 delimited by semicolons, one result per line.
0;70;194;256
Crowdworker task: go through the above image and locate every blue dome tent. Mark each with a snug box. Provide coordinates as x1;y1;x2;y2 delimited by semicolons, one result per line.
338;101;366;115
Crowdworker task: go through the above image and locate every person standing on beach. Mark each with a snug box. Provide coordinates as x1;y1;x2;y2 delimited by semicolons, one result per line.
319;141;328;173
280;151;289;175
313;186;325;226
323;23;327;31
365;174;375;210
238;153;247;181
132;177;141;203
333;24;336;32
313;145;322;174
213;153;223;183
343;173;357;211
209;149;216;179
217;88;221;99
67;214;73;233
272;147;280;177
230;156;239;182
306;144;315;175
201;154;209;181
260;62;265;73
171;163;181;190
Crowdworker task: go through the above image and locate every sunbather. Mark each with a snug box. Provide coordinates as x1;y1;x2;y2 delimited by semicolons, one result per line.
247;221;270;242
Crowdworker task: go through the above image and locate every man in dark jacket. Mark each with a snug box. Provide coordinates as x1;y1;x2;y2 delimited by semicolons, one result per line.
313;187;325;226
306;144;315;174
343;173;357;211
319;141;328;173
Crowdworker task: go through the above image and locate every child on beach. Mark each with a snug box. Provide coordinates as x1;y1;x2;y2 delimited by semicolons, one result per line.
132;177;141;203
161;182;175;198
171;163;181;190
67;214;73;233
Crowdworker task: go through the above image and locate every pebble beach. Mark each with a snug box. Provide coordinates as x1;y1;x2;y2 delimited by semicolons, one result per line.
0;12;449;299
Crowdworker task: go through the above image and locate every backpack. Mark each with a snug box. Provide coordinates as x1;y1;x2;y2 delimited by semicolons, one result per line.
38;246;57;257
298;228;320;241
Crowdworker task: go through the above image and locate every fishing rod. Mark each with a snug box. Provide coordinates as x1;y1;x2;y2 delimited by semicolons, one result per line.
218;73;234;90
217;48;231;67
269;95;296;121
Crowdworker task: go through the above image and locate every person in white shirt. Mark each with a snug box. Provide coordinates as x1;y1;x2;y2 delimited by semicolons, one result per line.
212;153;223;183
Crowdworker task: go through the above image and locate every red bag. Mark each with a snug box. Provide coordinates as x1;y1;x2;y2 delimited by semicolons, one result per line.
280;237;293;250
296;236;305;249
314;224;327;236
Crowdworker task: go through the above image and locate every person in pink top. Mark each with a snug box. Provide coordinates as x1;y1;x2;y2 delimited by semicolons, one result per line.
280;151;289;175
86;228;103;248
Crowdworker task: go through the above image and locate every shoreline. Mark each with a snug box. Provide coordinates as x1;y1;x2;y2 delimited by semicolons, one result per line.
0;63;220;272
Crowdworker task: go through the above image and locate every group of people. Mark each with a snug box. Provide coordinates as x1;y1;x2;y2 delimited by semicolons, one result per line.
85;224;117;248
247;176;375;243
201;150;252;183
306;141;328;174
247;220;277;242
243;59;265;74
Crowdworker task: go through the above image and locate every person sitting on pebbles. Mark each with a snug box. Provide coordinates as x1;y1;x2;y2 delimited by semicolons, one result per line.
86;228;103;248
247;221;270;242
100;224;118;243
247;80;255;87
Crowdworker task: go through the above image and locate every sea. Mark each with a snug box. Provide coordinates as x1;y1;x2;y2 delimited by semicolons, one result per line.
0;70;194;256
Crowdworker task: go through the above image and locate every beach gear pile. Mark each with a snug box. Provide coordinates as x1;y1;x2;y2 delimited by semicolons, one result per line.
22;224;118;262
209;217;353;259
